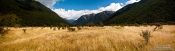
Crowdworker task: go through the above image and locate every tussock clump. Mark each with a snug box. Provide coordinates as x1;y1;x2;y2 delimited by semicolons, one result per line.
77;26;81;30
50;27;53;29
67;27;76;32
22;29;27;33
52;27;56;30
0;27;10;36
41;27;45;29
61;27;66;29
57;27;61;30
140;30;152;45
153;24;163;31
0;27;4;34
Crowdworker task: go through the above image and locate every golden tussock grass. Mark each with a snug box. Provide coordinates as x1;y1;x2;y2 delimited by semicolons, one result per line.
0;25;175;51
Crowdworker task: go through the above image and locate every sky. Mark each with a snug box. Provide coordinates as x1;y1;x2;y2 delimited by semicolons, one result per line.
53;0;127;10
36;0;140;20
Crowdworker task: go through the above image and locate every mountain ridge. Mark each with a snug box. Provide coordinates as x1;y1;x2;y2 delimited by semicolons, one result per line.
73;11;115;25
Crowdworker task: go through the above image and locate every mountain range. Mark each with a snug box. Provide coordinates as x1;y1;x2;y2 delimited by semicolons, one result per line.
72;0;175;26
73;11;115;25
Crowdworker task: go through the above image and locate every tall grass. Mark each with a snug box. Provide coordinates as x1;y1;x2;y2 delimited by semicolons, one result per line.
0;25;174;51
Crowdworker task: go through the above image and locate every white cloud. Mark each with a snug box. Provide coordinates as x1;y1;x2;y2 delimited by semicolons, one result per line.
36;0;63;8
53;9;99;20
99;3;124;11
36;0;140;20
53;3;123;20
126;0;140;4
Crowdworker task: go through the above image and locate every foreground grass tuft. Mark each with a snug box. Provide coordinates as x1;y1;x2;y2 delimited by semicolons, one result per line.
140;30;152;45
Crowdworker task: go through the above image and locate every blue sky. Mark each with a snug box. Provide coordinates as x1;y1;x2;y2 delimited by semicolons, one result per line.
53;0;127;10
36;0;140;20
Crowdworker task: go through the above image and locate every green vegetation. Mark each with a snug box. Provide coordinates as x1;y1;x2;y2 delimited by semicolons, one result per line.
105;0;175;25
0;0;68;27
0;14;21;26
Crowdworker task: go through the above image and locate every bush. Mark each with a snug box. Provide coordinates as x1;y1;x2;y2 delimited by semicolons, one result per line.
22;29;26;33
77;26;81;30
0;27;9;36
67;27;76;32
140;30;152;45
0;27;4;34
53;27;56;30
57;27;60;30
153;24;163;31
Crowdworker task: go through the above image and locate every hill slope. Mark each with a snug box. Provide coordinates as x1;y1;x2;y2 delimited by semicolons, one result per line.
0;0;68;26
73;11;114;25
104;0;175;25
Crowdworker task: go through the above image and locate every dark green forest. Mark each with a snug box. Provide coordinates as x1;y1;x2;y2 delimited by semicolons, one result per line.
0;0;68;27
104;0;175;25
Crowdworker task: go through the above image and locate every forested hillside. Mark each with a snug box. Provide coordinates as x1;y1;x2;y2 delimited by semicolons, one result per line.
0;0;68;26
104;0;175;25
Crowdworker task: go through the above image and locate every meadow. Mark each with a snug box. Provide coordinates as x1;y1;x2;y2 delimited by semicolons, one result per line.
0;25;175;51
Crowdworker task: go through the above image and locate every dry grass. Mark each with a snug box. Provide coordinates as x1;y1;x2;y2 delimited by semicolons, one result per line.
0;25;175;51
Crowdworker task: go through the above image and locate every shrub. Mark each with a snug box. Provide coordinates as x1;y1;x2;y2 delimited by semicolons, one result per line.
140;30;152;45
50;27;53;29
0;27;9;36
0;27;4;33
53;27;56;30
62;27;66;29
67;27;76;32
57;27;60;30
77;26;81;30
22;29;26;33
153;24;163;31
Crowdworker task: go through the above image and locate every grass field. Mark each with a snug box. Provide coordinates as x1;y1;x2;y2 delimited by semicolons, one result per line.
0;25;175;51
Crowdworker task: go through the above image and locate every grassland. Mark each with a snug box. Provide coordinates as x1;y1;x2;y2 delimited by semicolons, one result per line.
0;25;175;51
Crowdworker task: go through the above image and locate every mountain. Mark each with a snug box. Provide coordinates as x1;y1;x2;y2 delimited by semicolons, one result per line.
67;19;76;24
104;0;175;25
73;11;115;25
0;0;68;26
